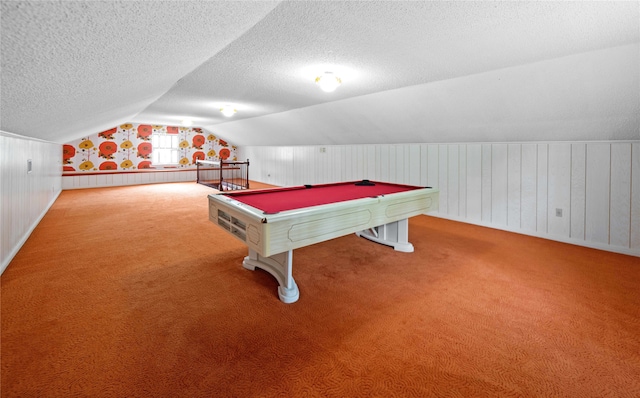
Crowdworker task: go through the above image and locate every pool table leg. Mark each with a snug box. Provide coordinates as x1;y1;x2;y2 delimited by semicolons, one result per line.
243;249;300;303
355;218;415;252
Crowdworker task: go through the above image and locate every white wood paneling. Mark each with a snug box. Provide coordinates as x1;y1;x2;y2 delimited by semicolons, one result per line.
447;145;459;217
459;145;467;219
365;145;376;181
481;144;492;223
62;170;198;190
113;173;124;186
631;143;640;250
1;131;62;274
547;143;571;237
395;145;405;184
570;143;586;240
491;144;508;226
521;144;537;232
438;145;448;214
536;144;549;233
419;144;429;187
238;140;639;256
395;145;402;182
349;145;356;180
379;145;390;182
427;145;439;189
507;144;521;229
292;146;304;183
610;143;632;248
408;145;421;186
585;143;611;244
466;144;482;222
331;146;343;183
389;145;398;183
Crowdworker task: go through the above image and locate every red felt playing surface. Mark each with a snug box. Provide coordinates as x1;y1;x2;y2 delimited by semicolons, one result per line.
224;181;423;214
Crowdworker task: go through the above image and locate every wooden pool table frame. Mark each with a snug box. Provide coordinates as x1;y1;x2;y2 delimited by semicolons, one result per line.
208;183;439;303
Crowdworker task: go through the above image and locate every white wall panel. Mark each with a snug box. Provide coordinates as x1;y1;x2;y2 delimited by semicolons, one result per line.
365;145;376;181
491;144;508;226
334;146;345;183
631;143;640;250
97;174;109;187
537;144;549;233
419;144;429;187
507;144;521;228
547;143;571;237
521;144;537;232
447;145;459;217
427;145;439;189
459;145;467;219
266;146;276;183
112;173;124;187
311;146;322;184
62;170;199;190
345;146;354;180
269;146;281;185
353;145;360;180
389;145;398;183
392;145;402;183
466;144;482;222
336;146;346;181
292;146;304;183
481;144;492;223
409;145;421;186
310;147;319;183
438;145;448;214
355;145;365;180
307;146;317;183
570;143;587;240
234;140;640;256
356;145;363;180
321;146;330;183
342;145;351;181
610;143;632;248
257;146;268;182
379;145;390;182
250;147;264;181
402;145;411;184
585;143;611;244
1;131;62;274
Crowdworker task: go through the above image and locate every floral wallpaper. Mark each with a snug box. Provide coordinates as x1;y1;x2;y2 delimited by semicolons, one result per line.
63;123;237;172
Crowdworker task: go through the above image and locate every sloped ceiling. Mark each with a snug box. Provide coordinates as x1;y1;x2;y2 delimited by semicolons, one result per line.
1;1;639;146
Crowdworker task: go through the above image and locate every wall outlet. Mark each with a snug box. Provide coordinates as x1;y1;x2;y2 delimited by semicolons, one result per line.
319;147;326;153
555;208;563;217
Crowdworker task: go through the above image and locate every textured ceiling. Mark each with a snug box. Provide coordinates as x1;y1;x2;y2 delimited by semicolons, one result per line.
1;1;639;145
0;0;280;143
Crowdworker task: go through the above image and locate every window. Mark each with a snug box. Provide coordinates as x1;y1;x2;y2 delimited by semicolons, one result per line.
151;133;179;165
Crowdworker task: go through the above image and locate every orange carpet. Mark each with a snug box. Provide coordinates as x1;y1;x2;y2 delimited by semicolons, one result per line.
2;182;639;397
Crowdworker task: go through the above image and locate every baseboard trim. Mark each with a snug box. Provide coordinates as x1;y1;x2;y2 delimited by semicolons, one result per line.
429;213;640;258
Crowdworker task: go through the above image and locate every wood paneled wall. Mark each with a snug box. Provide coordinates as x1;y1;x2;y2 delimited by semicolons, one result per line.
62;170;198;190
1;131;62;273
241;141;640;256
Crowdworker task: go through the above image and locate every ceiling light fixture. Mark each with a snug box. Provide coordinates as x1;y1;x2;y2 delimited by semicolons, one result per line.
220;105;237;117
315;71;342;92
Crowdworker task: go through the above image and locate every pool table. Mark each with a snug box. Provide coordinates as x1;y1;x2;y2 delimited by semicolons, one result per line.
208;180;439;303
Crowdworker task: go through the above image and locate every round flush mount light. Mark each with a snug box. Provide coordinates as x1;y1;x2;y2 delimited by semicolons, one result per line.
220;105;237;117
315;71;342;92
